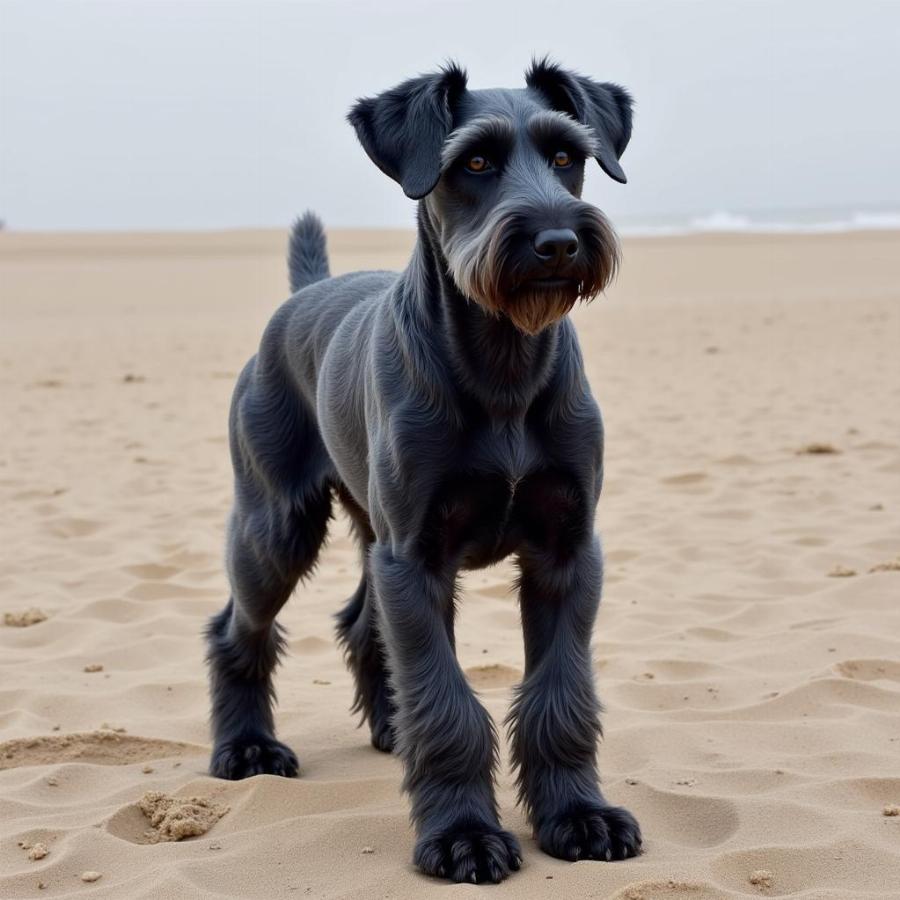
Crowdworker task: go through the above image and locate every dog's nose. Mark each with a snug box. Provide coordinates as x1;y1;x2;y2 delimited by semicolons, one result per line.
532;229;579;266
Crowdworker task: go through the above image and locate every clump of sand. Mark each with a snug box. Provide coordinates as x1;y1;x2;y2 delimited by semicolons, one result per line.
18;840;49;860
883;804;900;817
827;565;857;578
4;608;47;627
28;842;49;861
138;791;229;843
870;558;900;573
749;869;775;889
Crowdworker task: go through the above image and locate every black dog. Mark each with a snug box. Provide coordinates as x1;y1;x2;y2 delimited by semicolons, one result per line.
207;59;641;883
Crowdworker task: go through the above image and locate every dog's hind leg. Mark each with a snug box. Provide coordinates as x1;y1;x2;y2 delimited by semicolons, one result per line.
207;360;333;780
334;485;396;752
334;572;396;752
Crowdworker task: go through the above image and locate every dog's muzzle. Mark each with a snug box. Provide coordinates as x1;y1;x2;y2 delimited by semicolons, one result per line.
447;205;620;335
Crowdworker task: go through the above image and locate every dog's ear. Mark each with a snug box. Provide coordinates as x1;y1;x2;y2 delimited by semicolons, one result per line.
347;63;468;200
525;58;633;184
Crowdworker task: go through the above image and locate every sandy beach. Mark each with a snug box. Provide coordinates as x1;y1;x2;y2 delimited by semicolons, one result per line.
1;227;899;899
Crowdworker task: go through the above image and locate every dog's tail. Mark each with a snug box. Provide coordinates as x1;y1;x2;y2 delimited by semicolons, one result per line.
288;211;330;293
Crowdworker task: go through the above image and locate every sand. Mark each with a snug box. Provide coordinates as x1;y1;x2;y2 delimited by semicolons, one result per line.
137;791;229;844
4;608;48;628
1;227;899;898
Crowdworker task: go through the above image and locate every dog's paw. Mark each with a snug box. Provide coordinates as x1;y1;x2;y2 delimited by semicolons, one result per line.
210;735;299;779
537;803;642;862
414;824;522;883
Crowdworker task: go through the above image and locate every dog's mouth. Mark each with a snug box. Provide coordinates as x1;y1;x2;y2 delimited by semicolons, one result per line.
522;275;578;290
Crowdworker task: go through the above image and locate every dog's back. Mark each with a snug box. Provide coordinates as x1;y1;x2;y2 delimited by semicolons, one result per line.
266;225;395;410
284;211;396;348
228;218;394;493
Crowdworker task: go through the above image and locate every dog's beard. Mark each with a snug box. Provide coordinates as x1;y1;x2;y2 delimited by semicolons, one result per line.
502;284;579;336
445;206;620;335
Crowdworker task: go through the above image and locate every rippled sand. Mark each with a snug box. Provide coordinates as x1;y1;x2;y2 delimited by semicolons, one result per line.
2;228;899;898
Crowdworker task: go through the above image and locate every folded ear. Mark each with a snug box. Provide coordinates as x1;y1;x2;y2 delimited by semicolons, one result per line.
525;58;633;184
347;63;468;200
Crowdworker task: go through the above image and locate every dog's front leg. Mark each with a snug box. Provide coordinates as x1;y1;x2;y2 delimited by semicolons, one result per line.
369;543;522;883
509;535;642;861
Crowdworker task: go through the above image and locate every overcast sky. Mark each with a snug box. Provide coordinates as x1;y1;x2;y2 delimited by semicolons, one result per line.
1;0;899;230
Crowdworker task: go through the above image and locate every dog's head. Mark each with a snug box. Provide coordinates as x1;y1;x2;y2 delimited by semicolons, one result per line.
348;59;633;335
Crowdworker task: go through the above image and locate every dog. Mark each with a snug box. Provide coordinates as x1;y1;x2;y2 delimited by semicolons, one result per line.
206;59;641;883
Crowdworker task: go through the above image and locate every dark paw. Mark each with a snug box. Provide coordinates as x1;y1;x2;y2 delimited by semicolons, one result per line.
415;825;522;883
537;803;642;862
210;735;299;779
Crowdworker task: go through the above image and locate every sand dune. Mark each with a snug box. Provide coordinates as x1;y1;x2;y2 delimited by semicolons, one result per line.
1;229;899;898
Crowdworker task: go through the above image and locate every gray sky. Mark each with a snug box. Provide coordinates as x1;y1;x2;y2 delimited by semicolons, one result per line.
1;0;899;230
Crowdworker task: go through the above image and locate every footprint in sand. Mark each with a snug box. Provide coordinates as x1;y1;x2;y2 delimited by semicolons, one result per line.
630;783;739;848
290;635;332;654
464;663;522;689
0;732;204;771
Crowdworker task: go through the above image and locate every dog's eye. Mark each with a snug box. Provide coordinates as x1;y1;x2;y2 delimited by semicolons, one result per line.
465;155;492;174
551;151;572;169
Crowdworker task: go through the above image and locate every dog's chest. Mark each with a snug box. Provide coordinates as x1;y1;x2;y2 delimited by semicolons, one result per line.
418;423;584;570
